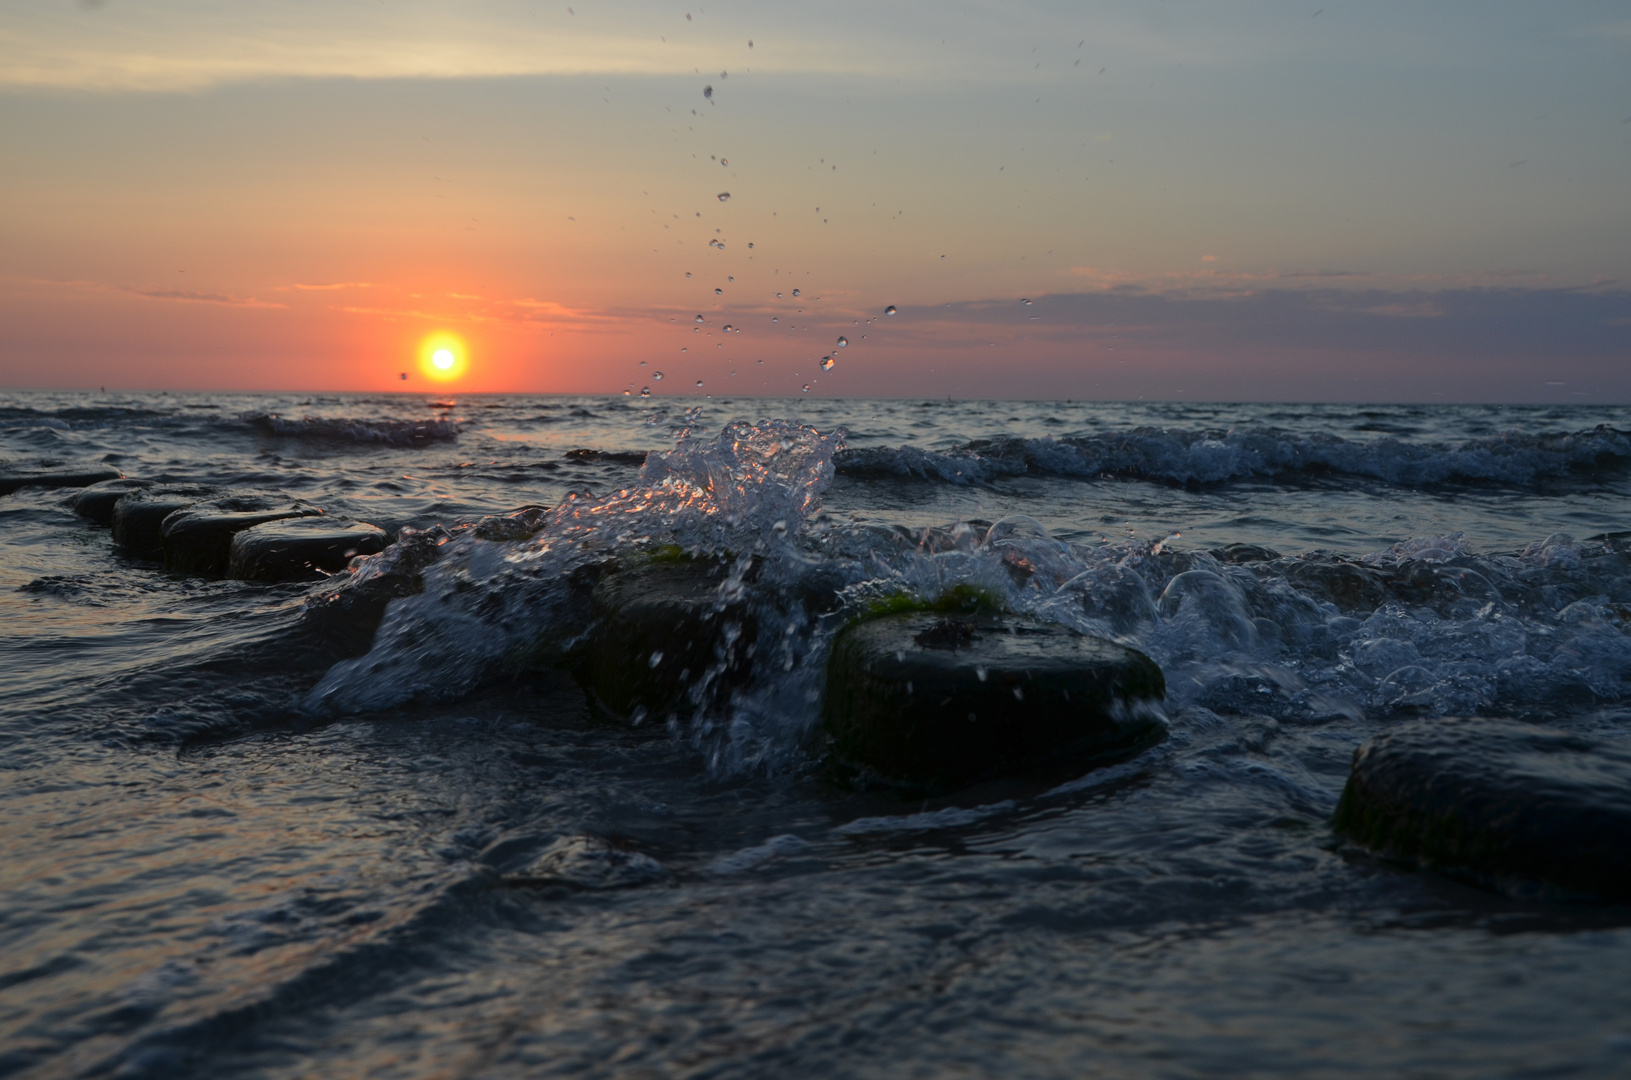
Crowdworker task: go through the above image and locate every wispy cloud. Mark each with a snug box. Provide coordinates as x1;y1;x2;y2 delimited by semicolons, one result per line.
284;281;373;292
122;286;285;308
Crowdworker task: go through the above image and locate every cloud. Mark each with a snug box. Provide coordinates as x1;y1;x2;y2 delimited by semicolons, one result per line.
121;287;285;308
285;281;373;291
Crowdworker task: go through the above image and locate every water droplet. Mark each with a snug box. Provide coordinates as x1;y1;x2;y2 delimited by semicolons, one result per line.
792;288;801;297
649;650;664;668
727;275;734;282
801;383;810;393
703;85;712;98
717;192;730;202
639;360;647;366
776;292;782;298
1021;298;1032;305
653;371;664;380
885;304;898;315
720;158;728;166
975;665;988;682
685;272;692;278
622;389;630;396
695;314;705;323
836;336;848;347
714;288;723;295
771;317;778;323
820;356;835;371
695;379;704;387
722;324;734;332
640;387;651;397
747;242;754;249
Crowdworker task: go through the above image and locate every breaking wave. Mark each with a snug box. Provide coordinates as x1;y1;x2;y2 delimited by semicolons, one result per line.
836;424;1631;488
240;413;461;447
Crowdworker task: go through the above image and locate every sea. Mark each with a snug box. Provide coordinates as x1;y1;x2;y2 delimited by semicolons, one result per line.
2;390;1630;1079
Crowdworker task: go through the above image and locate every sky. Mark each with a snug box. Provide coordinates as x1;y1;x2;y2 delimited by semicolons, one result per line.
1;0;1628;401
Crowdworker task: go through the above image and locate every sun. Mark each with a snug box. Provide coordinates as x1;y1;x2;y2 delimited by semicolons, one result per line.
416;333;469;382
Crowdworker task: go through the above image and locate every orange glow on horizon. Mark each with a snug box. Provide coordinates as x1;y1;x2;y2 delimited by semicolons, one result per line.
417;332;469;382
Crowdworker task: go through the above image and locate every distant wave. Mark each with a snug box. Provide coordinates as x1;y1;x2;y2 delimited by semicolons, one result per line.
835;424;1631;489
240;413;460;447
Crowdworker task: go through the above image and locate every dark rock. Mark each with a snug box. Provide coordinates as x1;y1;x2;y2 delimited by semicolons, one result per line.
299;527;450;656
228;517;389;582
0;465;122;496
110;486;221;559
71;478;153;525
1212;542;1282;565
578;557;756;722
1332;717;1631;900
472;505;549;541
160;495;322;576
824;611;1167;790
1282;557;1393;613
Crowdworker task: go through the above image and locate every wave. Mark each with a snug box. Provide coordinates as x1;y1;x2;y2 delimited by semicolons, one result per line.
239;413;460;447
835;424;1631;488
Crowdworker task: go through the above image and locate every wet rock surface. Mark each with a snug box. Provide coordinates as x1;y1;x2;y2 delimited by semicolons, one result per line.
160;494;321;576
229;517;389;583
110;485;221;558
0;465;122;496
579;557;756;723
825;611;1167;790
70;478;154;525
299;527;451;656
1333;717;1631;900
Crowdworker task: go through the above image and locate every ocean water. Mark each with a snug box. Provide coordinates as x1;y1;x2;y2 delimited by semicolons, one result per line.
2;390;1631;1078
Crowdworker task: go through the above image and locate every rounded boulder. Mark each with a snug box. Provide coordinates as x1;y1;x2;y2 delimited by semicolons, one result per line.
824;611;1167;790
0;465;122;497
72;478;153;525
160;494;322;577
229;517;390;582
111;485;221;559
579;557;757;722
1332;717;1631;900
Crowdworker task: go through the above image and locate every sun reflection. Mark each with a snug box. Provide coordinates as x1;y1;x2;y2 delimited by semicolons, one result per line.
417;333;468;381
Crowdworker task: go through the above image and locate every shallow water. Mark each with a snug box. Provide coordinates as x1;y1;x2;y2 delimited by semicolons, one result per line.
3;391;1631;1078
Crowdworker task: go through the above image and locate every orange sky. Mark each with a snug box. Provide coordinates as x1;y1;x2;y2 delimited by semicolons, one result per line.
3;2;1629;400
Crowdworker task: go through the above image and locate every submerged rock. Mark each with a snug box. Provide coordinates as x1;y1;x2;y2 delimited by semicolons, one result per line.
229;517;389;582
579;556;756;722
71;478;153;525
110;485;221;559
824;611;1167;790
1332;717;1631;900
160;495;322;576
0;465;122;496
299;528;450;657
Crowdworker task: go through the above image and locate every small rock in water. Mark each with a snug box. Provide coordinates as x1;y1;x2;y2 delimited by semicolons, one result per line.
504;836;666;891
300;528;450;657
111;486;221;559
824;611;1167;791
578;556;757;722
71;478;153;525
228;517;390;583
161;495;322;577
0;465;122;497
1332;717;1631;901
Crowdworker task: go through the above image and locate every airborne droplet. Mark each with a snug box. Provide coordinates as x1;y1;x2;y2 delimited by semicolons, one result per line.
792;288;801;297
1021;298;1032;305
695;314;705;323
695;380;704;387
722;324;734;332
820;356;835;371
640;387;651;397
885;304;898;315
703;85;713;98
653;371;664;380
717;192;730;202
776;292;782;298
714;288;723;295
836;336;847;347
802;384;811;393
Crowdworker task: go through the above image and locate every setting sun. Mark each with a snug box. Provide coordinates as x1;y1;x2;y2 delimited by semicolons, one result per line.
416;333;468;382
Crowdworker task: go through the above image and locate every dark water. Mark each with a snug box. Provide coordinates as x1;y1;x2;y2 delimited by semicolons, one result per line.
3;391;1631;1078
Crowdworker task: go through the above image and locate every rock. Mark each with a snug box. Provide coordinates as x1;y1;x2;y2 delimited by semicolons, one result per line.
71;478;153;525
578;556;756;722
0;465;122;496
110;486;221;559
824;611;1167;790
1211;542;1282;565
228;517;390;582
299;527;450;656
1332;717;1631;900
160;495;322;576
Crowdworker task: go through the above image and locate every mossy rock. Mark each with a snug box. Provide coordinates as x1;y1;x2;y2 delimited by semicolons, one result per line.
579;556;756;722
229;517;390;582
160;495;321;576
1333;717;1631;900
824;611;1167;791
